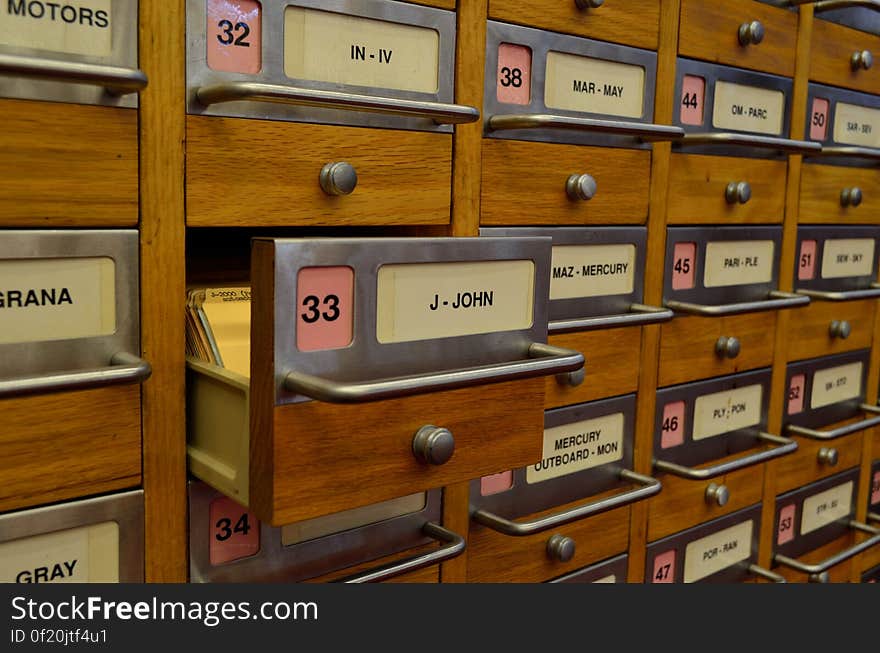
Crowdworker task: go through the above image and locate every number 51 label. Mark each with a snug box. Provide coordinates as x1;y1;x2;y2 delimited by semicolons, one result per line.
296;266;354;352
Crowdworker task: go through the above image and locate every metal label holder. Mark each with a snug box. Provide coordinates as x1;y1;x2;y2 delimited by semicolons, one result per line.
653;369;773;468
482;21;680;148
0;230;149;397
794;225;880;298
188;481;454;583
804;82;880;166
784;349;872;432
671;58;815;158
663;225;787;310
479;226;672;332
186;0;471;132
0;489;144;582
772;467;860;561
0;0;142;107
645;504;764;583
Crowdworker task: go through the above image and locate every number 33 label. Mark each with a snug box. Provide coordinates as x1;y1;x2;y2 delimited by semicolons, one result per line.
296;266;354;352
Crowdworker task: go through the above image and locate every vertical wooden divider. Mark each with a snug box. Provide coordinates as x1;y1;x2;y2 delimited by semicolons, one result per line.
758;4;811;577
441;0;489;583
139;0;188;581
627;0;681;583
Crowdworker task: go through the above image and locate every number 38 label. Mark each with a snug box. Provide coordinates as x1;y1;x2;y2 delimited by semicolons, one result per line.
207;0;262;74
296;266;354;352
496;43;531;105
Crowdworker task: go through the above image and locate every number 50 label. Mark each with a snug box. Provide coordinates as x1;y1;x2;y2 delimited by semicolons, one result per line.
296;266;354;352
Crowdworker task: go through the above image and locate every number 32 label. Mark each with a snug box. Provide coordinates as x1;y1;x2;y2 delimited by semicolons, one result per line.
207;0;262;74
296;266;354;352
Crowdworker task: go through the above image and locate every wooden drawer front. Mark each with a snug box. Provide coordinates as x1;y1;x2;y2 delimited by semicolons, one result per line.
0;100;138;227
480;140;650;226
785;299;875;360
409;0;454;8
466;502;631;582
488;0;660;50
811;19;880;95
647;461;764;541
186;116;452;227
667;154;787;225
658;312;777;387
773;430;864;496
776;534;854;583
260;378;544;525
678;0;797;77
799;164;880;224
0;386;142;513
545;327;641;409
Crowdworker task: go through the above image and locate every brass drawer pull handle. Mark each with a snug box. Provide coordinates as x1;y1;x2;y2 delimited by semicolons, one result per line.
725;181;752;205
810;145;880;161
654;432;798;480
336;523;465;583
676;132;821;154
0;53;147;95
705;483;730;507
840;187;863;207
283;343;585;403
796;287;880;301
774;520;880;580
811;0;880;14
471;469;661;536
851;49;874;71
817;447;839;466
575;0;604;9
412;425;455;466
748;564;787;583
548;304;673;333
487;114;684;141
196;82;480;125
0;352;152;399
786;404;880;440
738;20;765;46
666;291;810;317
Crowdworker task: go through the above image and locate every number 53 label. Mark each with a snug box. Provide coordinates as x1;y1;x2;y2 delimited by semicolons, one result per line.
296;266;354;352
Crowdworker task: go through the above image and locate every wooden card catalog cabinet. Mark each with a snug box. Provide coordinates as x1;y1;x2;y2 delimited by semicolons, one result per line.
783;350;880;445
645;505;781;583
0;490;143;583
185;0;477;227
469;394;659;546
549;553;628;584
772;469;880;582
0;231;149;512
653;369;796;484
0;0;144;225
188;482;461;583
187;237;583;526
480;22;682;226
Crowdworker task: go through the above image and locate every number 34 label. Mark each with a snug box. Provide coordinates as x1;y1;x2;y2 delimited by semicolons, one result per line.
210;496;260;565
296;266;354;352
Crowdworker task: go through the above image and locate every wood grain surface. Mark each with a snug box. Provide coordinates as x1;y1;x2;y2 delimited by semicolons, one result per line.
488;0;660;49
186;116;452;227
784;298;876;361
0;99;138;226
0;386;141;513
773;427;864;495
480;139;650;225
666;153;787;224
678;0;798;76
799;164;880;224
810;18;880;95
